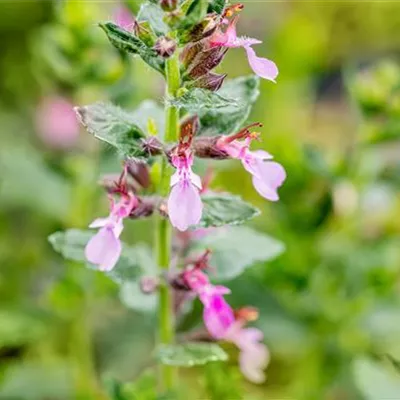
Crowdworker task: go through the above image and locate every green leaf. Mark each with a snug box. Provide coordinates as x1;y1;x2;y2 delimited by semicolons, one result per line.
0;146;70;220
0;309;49;348
48;229;150;284
119;246;158;313
75;102;149;159
137;2;168;36
208;0;226;14
0;362;73;400
198;75;260;136
179;0;209;30
191;226;285;280
157;343;228;367
131;100;165;138
199;193;260;228
353;358;400;400
99;22;165;74
170;88;238;111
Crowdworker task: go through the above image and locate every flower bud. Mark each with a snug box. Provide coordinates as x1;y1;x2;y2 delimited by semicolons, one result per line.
125;159;151;188
160;0;178;12
98;173;140;193
185;46;228;79
140;276;160;294
133;20;157;47
192;136;230;159
129;196;159;219
180;115;199;141
153;36;176;58
188;72;227;91
140;136;164;157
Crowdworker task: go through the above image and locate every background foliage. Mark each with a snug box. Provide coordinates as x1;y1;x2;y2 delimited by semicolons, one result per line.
1;0;400;399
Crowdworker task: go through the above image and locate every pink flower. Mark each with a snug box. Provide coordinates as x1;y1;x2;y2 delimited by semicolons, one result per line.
210;16;278;82
183;267;235;339
113;5;135;29
168;152;203;231
217;128;286;201
225;324;270;383
85;194;137;271
36;96;80;149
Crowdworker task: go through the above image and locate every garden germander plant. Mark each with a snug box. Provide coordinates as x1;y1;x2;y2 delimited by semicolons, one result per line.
49;0;286;396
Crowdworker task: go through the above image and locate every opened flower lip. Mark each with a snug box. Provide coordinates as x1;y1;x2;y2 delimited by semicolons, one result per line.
168;152;203;232
217;130;286;201
85;194;137;271
209;15;278;82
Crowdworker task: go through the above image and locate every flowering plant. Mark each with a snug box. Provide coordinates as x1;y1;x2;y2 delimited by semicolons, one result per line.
49;0;286;396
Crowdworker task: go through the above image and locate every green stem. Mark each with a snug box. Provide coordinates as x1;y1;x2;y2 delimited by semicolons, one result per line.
157;52;181;393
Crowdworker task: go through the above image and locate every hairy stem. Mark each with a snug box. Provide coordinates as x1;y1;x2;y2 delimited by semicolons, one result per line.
156;52;181;393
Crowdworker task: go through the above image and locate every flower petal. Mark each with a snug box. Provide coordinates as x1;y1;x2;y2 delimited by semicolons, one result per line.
203;294;235;339
251;161;286;201
88;217;110;229
85;227;122;271
244;46;278;82
167;181;203;231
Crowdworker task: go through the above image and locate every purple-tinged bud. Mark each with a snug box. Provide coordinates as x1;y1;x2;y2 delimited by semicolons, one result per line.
160;0;178;12
180;41;204;69
99;173;140;194
129;196;159;219
188;72;227;91
133;20;157;47
140;276;160;294
179;15;219;44
140;136;164;157
192;136;230;159
185;46;228;79
125;160;151;188
154;37;177;58
180;115;199;142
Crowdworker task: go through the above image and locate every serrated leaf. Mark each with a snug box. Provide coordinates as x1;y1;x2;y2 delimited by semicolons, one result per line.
137;2;168;36
170;88;238;111
131;100;165;138
353;358;400;400
99;22;165;74
157;343;228;367
75;102;149;159
198;75;260;136
199;193;260;228
191;226;285;280
48;229;151;284
208;0;226;14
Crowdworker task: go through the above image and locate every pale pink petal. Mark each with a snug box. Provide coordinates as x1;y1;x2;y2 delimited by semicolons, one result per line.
170;170;180;187
167;181;203;231
203;294;235;339
85;227;122;271
36;96;79;149
112;220;124;238
113;6;135;29
189;171;202;190
239;344;269;383
89;217;110;229
251;161;286;201
244;46;278;82
236;36;262;47
236;328;270;384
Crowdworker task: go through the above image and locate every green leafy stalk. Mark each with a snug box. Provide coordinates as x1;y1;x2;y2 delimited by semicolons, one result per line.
156;50;181;393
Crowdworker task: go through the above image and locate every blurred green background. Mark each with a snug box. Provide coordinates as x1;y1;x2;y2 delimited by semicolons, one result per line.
1;0;400;399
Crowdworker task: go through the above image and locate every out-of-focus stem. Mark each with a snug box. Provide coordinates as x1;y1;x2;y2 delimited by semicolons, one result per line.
156;51;180;393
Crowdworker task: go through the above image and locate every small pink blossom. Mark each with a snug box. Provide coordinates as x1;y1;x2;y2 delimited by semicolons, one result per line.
225;323;270;383
168;152;203;231
113;5;135;29
217;127;286;201
85;194;137;271
210;16;278;82
183;267;235;339
36;96;80;149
